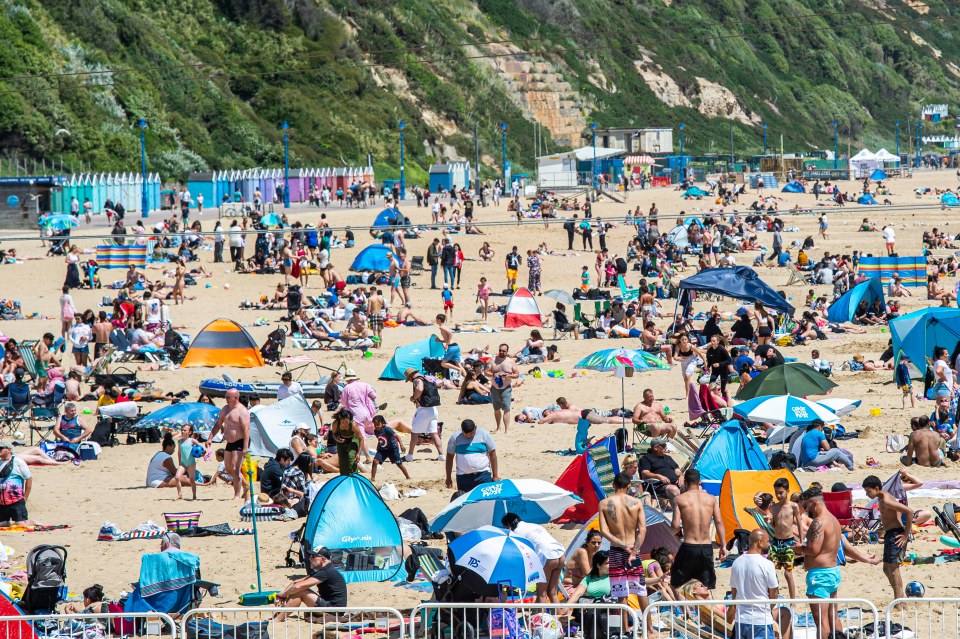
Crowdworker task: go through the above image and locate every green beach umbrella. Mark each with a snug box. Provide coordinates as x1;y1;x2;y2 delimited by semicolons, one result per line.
734;362;838;400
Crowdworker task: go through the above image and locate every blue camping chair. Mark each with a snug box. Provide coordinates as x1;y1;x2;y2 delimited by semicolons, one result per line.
125;552;218;617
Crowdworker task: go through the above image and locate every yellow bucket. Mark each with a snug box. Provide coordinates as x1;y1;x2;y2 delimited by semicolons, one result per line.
869;408;882;417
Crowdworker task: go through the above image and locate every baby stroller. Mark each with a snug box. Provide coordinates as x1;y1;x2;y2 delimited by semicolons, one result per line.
46;231;70;256
18;545;68;614
260;327;286;364
408;546;496;639
163;328;189;365
83;260;101;289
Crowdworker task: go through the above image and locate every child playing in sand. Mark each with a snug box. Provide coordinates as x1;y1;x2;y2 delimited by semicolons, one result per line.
441;284;454;320
175;424;200;500
476;277;492;322
370;415;410;482
896;355;915;409
213;448;233;485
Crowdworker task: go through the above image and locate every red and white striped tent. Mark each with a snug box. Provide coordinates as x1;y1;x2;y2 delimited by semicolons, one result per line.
504;287;543;328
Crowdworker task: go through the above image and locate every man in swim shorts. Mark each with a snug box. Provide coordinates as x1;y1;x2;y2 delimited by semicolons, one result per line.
205;388;250;500
598;473;648;618
489;344;519;433
771;477;803;599
671;469;725;590
797;486;842;639
863;474;913;600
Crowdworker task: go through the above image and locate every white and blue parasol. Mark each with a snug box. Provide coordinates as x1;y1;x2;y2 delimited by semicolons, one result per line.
816;397;862;417
450;526;544;589
428;478;582;533
734;394;839;427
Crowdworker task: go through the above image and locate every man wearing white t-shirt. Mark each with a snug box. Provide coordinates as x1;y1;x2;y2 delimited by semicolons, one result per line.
727;530;781;639
883;225;896;256
277;372;303;400
143;291;163;332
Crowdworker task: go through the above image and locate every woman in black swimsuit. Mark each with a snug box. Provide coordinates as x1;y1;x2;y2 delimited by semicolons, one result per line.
754;301;775;346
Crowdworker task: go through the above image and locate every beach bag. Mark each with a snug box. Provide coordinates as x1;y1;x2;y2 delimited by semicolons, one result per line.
416;376;441;407
378;483;400;501
886;434;907;453
489;607;529;639
769;451;796;471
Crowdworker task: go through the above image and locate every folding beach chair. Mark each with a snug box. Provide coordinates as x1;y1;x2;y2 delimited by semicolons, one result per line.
410;256;425;275
125;551;219;618
786;263;814;286
0;397;28;439
617;275;640;301
84;344;116;383
17;340;41;382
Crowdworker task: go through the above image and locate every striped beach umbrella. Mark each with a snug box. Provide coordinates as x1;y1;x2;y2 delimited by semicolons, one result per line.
450;526;544;589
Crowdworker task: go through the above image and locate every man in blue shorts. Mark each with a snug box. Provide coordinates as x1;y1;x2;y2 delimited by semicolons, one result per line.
797;486;842;639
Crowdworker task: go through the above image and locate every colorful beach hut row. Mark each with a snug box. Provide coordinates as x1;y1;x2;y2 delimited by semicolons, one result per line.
50;173;162;214
186;167;375;209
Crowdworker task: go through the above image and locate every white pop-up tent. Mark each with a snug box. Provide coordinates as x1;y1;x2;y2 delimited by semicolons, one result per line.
248;394;317;458
874;148;900;164
849;149;881;175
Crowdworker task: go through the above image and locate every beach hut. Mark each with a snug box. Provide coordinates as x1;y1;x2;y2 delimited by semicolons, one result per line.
263;170;276;203
241;170;256;203
181;318;265;368
504;287;542;328
90;174;105;212
149;173;161;212
51;178;65;214
123;173;138;210
429;164;453;192
288;169;303;203
80;174;93;206
105;174;118;207
133;173;143;213
187;173;216;210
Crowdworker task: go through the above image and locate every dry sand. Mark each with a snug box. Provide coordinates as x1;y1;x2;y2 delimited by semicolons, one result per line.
1;169;959;611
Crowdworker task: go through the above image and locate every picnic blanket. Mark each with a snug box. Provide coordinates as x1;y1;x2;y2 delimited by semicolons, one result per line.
0;525;70;533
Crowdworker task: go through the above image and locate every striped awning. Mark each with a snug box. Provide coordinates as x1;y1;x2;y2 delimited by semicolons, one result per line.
624;155;656;164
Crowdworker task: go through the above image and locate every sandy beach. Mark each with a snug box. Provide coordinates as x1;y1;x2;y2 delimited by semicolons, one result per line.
1;168;960;612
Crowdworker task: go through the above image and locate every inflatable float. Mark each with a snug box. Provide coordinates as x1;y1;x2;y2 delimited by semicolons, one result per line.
199;375;330;399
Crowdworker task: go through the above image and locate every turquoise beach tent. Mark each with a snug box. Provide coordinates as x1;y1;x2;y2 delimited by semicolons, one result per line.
870;169;888;181
379;335;445;380
373;208;403;228
857;194;878;205
683;187;708;198
689;420;769;495
890;307;960;378
350;244;393;272
826;278;884;323
301;475;403;583
781;181;805;193
942;193;959;207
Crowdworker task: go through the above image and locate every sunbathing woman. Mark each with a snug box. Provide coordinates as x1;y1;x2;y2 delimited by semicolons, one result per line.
257;284;288;310
1;341;24;375
928;274;956;302
292;310;336;347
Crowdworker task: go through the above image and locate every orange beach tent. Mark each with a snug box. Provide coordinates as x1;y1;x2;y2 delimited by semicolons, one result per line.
181;318;265;368
718;469;800;545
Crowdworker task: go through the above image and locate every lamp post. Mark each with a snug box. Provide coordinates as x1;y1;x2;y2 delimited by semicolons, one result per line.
895;120;900;158
915;120;921;168
833;120;838;170
138;119;148;218
762;121;767;156
729;123;734;164
474;120;480;191
501;121;508;187
678;122;685;181
591;122;597;189
398;121;405;202
281;121;290;209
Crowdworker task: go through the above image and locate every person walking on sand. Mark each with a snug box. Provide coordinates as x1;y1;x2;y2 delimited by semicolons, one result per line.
490;343;519;433
476;277;492;323
404;368;444;462
205;388;250;499
771;477;803;599
670;469;726;591
796;487;842;639
598;472;648;615
862;475;913;600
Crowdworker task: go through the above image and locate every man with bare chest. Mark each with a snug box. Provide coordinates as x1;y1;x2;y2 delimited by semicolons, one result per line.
770;477;803;599
598;473;648;610
797;487;842;639
366;288;384;347
205;388;250;499
671;469;726;590
490;344;519;432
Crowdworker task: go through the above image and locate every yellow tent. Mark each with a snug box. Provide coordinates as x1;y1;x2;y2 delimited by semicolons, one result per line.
718;469;800;545
181;318;265;368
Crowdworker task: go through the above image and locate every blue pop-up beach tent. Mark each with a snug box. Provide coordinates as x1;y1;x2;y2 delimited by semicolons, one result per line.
683;187;709;198
380;335;445;380
826;278;884;323
857;193;878;205
870;169;888;181
890;308;960;378
942;193;959;207
679;266;794;315
689;420;769;495
349;244;393;272
372;208;403;228
302;475;403;583
781;181;805;193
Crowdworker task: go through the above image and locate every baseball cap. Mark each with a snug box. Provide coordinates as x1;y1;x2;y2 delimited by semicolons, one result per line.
443;283;449;288
650;437;669;448
736;307;748;316
307;546;332;559
0;441;12;450
404;367;418;381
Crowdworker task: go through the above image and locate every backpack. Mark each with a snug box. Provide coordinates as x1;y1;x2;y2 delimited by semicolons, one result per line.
416;376;441;408
769;450;797;471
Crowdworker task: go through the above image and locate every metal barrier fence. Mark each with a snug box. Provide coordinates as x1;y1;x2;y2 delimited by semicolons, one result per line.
0;611;177;638
409;602;640;639
886;598;960;639
643;598;879;639
180;607;406;639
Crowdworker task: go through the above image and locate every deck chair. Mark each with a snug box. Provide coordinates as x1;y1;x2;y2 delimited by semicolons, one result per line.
30;384;65;445
84;345;117;383
404;544;446;582
410;256;425;275
0;397;29;439
617;275;640;301
17;340;42;382
552;310;576;340
124;551;218;617
824;490;855;531
786;263;814;286
586;445;617;494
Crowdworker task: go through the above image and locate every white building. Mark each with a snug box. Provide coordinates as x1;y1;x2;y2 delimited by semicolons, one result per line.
536;146;624;189
921;104;949;122
596;127;674;154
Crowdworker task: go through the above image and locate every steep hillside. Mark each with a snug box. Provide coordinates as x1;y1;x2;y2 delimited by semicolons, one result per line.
0;0;957;180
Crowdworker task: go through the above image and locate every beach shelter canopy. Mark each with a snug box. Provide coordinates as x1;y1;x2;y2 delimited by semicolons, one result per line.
555;437;619;523
735;362;838;400
302;475;403;583
683;187;709;198
181;319;265;368
248;395;316;458
849;149;881;174
718;469;800;544
942;193;959;207
890;307;960;376
372;208;403;228
875;148;900;163
665;225;690;250
857;194;878;205
689;420;769;495
679;266;794;316
564;509;680;562
781;181;805;193
504;287;542;328
826;277;884;323
350;244;393;272
379;335;445;380
869;169;889;181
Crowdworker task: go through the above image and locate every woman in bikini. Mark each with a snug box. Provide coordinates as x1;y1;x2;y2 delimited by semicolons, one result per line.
172;259;186;306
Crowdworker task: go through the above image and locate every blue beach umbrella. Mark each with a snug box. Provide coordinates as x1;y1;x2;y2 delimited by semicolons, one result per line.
138;402;220;431
734;394;839;427
574;348;669;372
41;214;80;230
260;213;282;227
429;478;581;533
450;526;544;589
